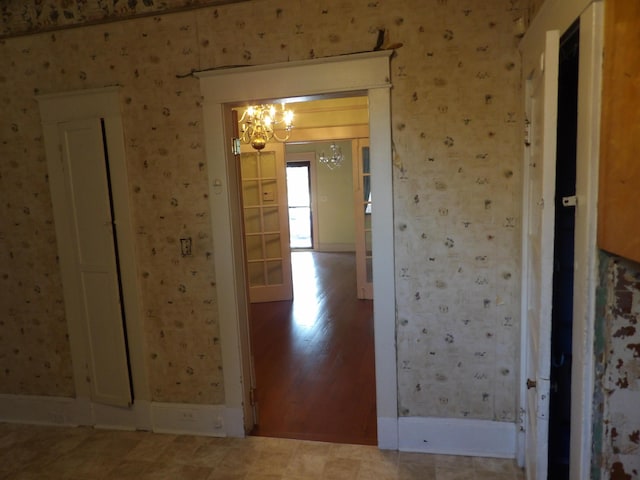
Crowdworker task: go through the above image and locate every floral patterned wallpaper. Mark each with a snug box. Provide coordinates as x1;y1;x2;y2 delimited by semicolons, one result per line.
390;1;523;421
1;0;527;418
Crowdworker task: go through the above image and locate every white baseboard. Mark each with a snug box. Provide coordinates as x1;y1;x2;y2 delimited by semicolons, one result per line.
0;394;516;457
150;402;226;437
222;406;245;438
0;394;227;437
93;399;152;431
377;416;399;450
0;394;82;426
398;417;516;458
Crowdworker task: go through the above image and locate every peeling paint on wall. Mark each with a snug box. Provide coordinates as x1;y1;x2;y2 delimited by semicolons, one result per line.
593;253;640;479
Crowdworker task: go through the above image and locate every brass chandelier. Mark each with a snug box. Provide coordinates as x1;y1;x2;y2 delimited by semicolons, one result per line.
239;104;294;151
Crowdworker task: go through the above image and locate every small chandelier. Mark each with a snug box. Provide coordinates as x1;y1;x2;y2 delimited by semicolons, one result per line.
318;143;343;170
239;104;294;151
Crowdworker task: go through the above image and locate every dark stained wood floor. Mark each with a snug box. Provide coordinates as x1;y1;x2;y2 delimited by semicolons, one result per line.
249;251;377;445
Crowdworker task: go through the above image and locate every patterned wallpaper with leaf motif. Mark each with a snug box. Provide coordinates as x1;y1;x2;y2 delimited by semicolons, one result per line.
1;0;527;418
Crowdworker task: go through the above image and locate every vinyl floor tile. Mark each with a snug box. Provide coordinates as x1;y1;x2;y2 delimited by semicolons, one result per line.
0;423;525;480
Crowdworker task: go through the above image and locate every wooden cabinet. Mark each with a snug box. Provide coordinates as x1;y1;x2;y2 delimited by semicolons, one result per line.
598;0;640;263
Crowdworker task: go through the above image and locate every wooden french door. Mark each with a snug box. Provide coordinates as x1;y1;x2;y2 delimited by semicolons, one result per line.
353;139;373;300
240;143;293;303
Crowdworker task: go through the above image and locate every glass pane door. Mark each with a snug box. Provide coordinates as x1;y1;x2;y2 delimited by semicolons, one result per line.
353;139;373;299
240;143;293;302
286;162;313;249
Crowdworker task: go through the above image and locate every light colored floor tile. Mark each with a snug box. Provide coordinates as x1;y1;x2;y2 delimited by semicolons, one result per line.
104;459;155;479
399;451;437;468
398;462;437;480
475;471;523;480
189;442;233;468
435;466;475;480
333;443;394;463
124;431;176;462
433;454;475;469
140;462;213;480
473;456;521;474
206;470;246;480
322;457;361;479
285;452;328;479
247;449;294;475
0;423;525;480
357;458;399;480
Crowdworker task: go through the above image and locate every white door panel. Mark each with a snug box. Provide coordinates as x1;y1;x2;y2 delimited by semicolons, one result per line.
522;30;560;480
60;119;132;408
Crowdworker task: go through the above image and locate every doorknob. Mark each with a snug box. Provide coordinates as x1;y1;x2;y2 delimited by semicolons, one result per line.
526;378;537;389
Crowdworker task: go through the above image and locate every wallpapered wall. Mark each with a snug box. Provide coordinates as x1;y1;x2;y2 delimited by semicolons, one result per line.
0;0;527;419
392;4;522;420
593;255;640;480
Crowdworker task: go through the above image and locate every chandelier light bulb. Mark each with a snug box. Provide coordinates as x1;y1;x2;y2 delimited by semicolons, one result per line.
239;103;294;151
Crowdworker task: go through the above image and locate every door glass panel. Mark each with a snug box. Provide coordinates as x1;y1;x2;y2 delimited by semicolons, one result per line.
263;207;280;231
366;257;373;283
240;153;259;178
266;260;283;284
245;235;263;260
363;145;373;283
354;140;373;299
264;234;281;258
248;262;265;287
244;208;261;233
363;146;372;212
260;151;277;177
242;180;260;206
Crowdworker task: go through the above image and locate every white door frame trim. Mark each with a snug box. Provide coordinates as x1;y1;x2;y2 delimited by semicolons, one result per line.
518;1;603;477
197;51;398;447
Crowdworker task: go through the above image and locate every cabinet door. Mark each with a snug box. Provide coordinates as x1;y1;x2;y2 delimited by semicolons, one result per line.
597;0;640;263
59;118;132;407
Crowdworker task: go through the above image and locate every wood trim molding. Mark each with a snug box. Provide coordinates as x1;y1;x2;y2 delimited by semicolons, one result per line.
198;51;398;447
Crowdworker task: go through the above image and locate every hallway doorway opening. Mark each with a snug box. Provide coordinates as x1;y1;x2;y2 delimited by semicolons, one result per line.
239;96;376;444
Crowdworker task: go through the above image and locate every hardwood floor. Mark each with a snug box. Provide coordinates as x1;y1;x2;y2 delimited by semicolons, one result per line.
249;251;377;445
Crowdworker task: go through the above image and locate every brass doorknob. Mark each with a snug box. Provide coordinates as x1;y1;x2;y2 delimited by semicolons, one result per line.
526;378;537;389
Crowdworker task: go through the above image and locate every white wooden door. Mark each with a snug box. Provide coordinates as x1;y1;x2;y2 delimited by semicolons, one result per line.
522;30;560;480
353;139;373;300
59;118;132;407
240;143;293;303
